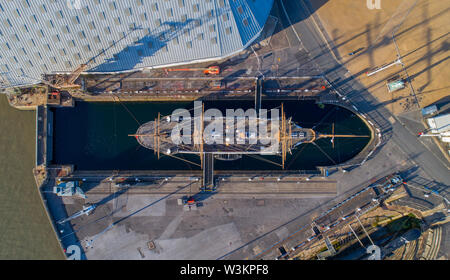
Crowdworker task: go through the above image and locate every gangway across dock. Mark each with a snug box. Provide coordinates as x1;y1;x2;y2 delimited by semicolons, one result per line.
202;153;215;191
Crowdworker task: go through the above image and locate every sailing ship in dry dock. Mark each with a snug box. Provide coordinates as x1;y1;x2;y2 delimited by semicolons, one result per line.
131;103;369;169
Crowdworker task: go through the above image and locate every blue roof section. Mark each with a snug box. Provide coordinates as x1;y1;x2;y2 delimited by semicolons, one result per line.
229;0;273;47
0;0;274;88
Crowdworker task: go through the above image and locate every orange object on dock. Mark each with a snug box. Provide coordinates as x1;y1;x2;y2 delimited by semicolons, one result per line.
166;66;220;75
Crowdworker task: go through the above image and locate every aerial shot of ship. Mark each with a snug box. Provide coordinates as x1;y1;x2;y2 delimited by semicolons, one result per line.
0;0;447;269
133;104;369;169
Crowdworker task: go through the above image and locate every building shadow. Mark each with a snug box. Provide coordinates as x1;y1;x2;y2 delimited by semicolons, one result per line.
90;7;230;72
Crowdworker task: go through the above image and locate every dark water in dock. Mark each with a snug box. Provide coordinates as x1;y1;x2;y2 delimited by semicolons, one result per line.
51;100;371;171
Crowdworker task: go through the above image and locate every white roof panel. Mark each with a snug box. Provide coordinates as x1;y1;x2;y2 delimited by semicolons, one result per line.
0;0;273;87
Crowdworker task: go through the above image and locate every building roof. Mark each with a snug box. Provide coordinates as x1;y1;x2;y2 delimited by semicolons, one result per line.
0;0;273;88
427;113;450;134
421;105;438;116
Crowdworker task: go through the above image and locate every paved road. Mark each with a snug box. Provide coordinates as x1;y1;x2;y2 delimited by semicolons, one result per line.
281;0;449;186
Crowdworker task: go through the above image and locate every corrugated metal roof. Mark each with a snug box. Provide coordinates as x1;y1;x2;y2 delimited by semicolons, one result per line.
0;0;273;88
427;113;450;134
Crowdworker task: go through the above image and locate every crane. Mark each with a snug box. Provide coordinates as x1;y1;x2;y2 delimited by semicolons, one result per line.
57;204;96;224
38;63;88;104
56;64;88;89
44;64;88;90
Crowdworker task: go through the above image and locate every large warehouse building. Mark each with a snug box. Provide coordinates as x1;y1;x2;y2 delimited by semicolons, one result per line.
0;0;274;88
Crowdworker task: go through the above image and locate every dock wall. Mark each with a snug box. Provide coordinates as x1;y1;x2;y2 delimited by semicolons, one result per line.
36;106;53;166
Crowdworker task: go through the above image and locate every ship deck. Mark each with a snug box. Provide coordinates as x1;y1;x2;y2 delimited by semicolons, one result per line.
135;118;315;155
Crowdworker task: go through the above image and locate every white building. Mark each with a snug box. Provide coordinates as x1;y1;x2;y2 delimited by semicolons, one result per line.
427;113;450;135
0;0;274;88
426;113;450;151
